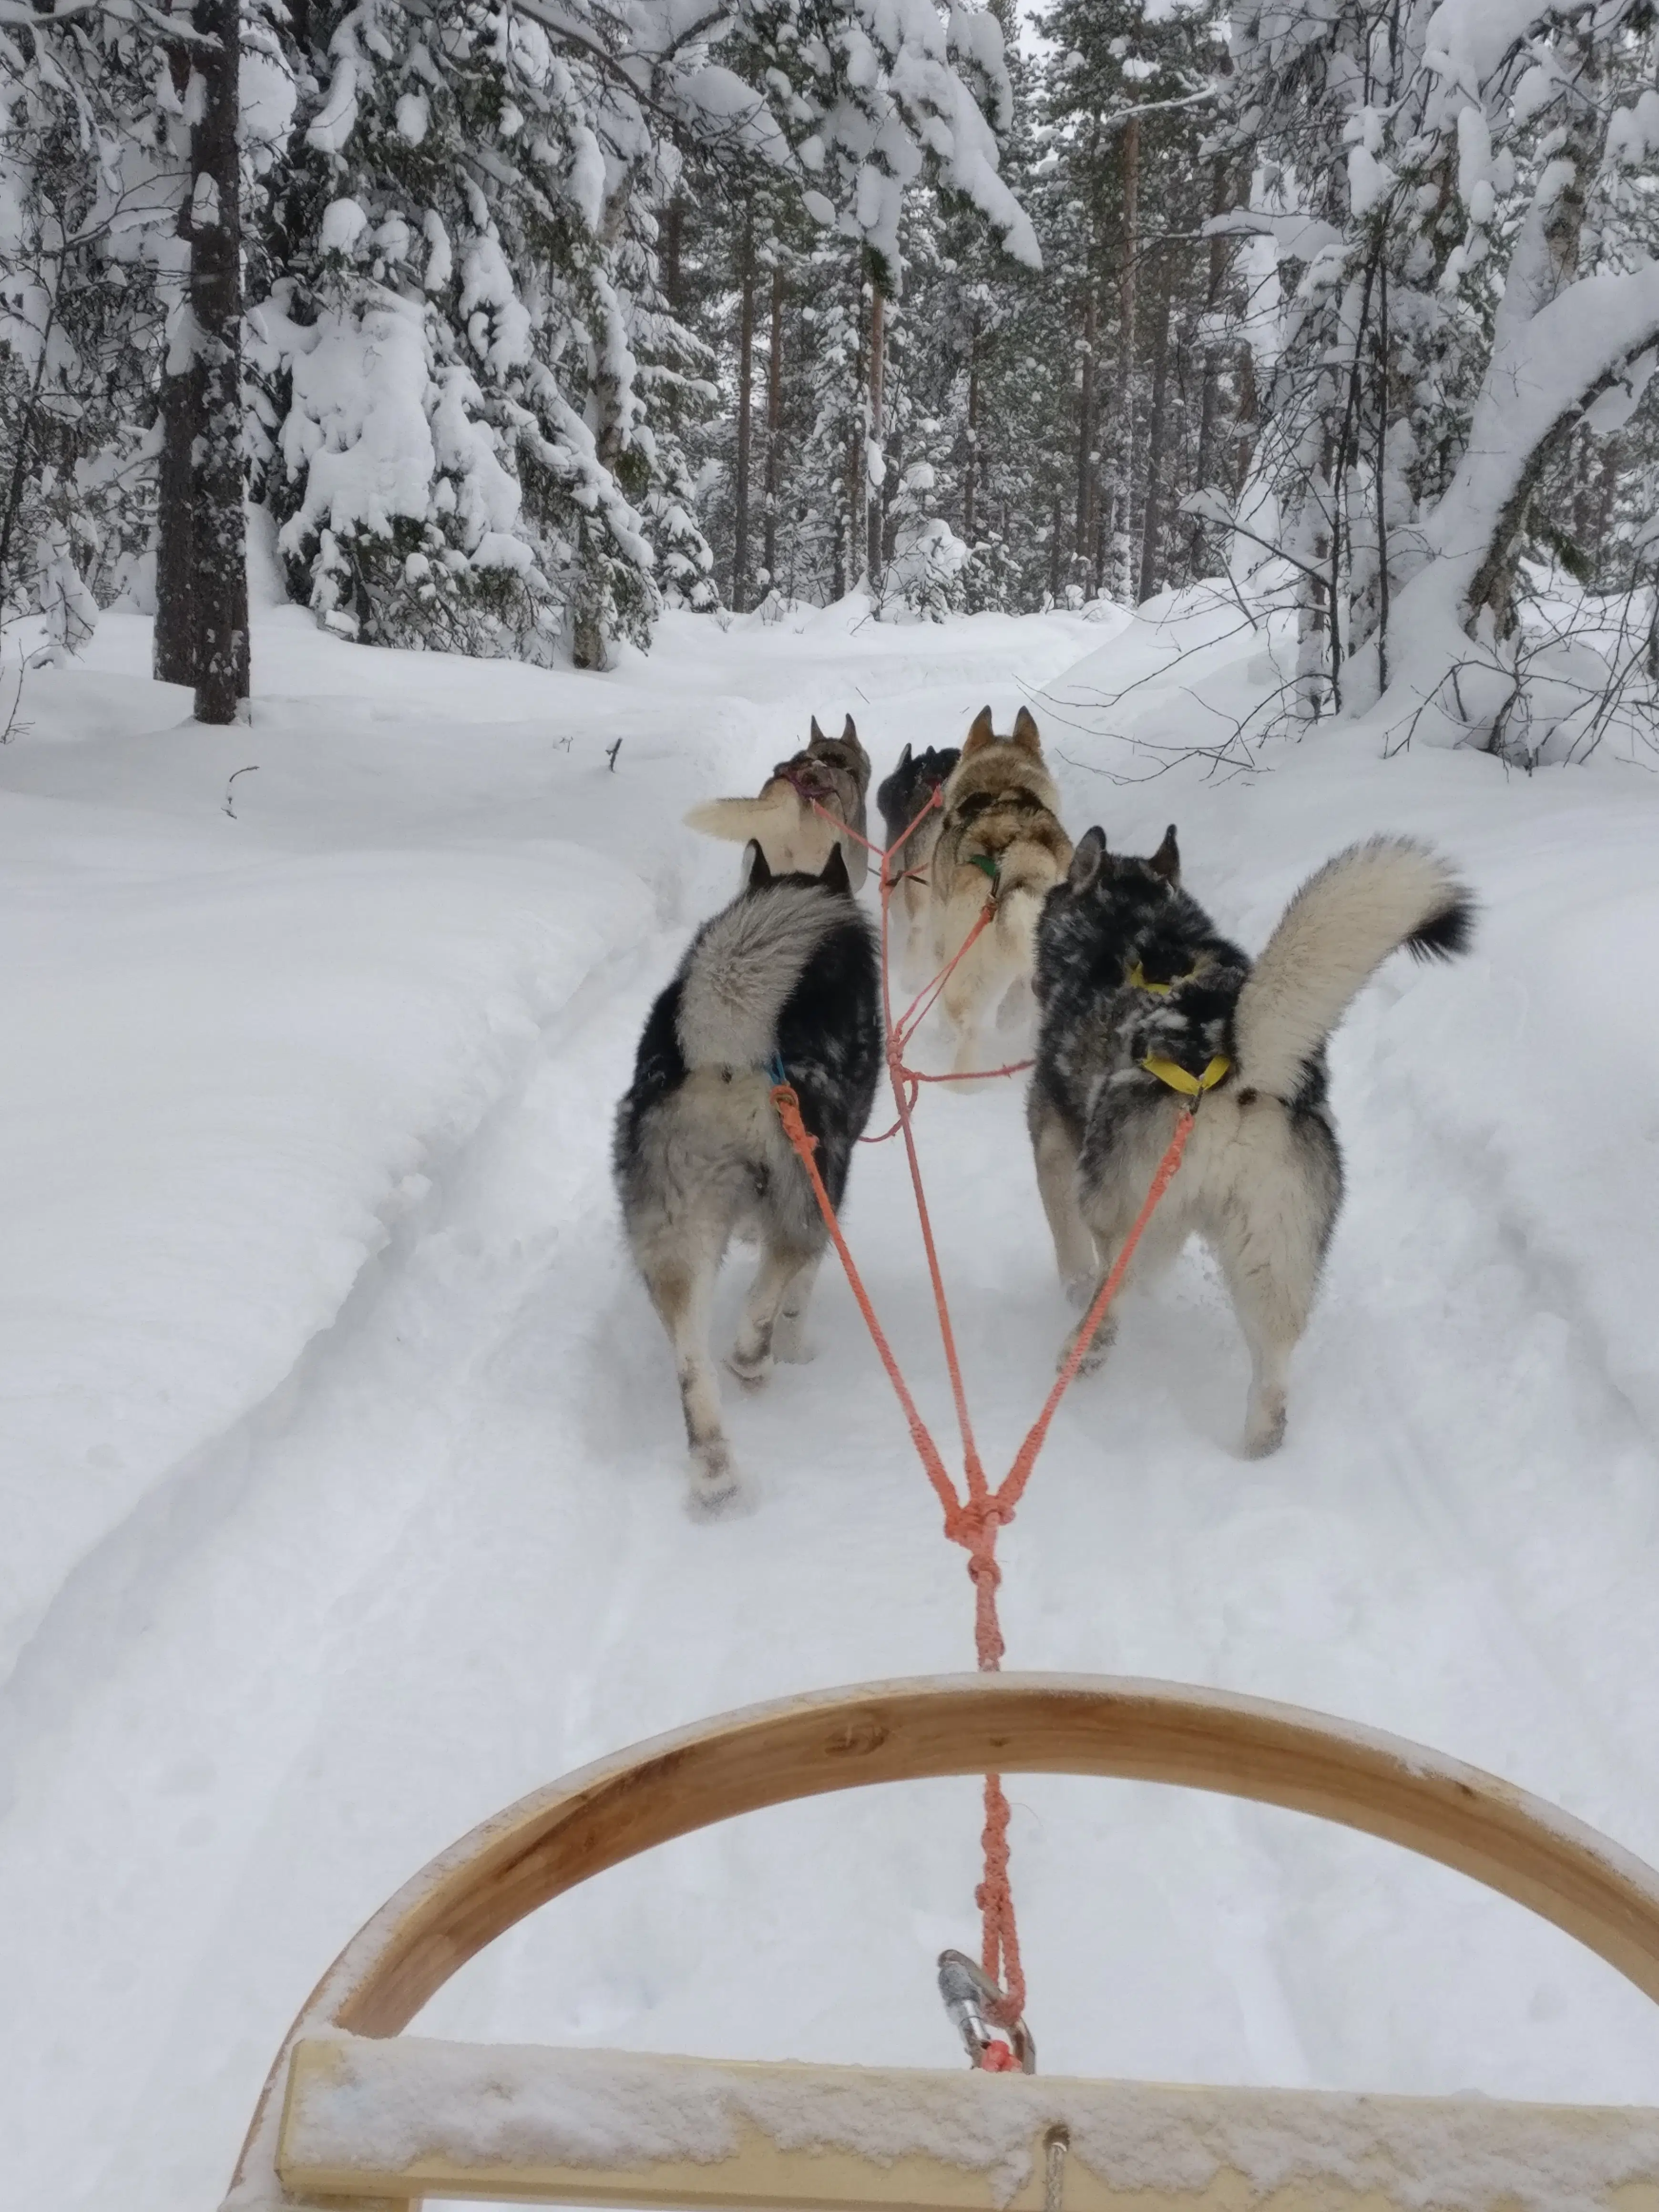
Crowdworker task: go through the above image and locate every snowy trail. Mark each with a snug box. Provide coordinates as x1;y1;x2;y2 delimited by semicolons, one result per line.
5;599;1659;2212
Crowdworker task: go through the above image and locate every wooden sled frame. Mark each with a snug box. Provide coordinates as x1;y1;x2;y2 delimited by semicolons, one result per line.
230;1672;1659;2212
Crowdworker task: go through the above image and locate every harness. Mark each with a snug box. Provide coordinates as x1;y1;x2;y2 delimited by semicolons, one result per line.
1125;957;1233;1098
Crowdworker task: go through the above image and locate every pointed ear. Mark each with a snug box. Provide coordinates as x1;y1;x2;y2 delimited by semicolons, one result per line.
743;840;772;890
1012;706;1042;755
1147;824;1180;886
1067;827;1106;894
962;706;996;756
841;714;858;745
819;841;851;895
896;742;912;772
809;716;826;747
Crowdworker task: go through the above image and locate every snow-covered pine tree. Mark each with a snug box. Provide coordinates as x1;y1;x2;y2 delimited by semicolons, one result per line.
0;1;179;659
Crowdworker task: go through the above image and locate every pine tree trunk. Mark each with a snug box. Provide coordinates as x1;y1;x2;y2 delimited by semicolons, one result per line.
866;276;884;588
187;0;249;724
733;205;756;613
153;41;197;688
1137;258;1173;604
1108;117;1139;600
763;262;783;588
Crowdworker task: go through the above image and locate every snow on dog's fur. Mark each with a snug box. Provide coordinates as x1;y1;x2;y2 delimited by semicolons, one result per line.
930;706;1072;1075
1028;829;1473;1457
613;841;881;1513
684;717;872;891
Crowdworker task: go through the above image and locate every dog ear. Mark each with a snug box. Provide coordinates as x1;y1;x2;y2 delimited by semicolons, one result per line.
1147;824;1180;886
819;842;852;895
1067;827;1106;893
841;714;861;749
896;742;912;773
809;717;827;748
743;840;772;890
1012;706;1043;755
962;706;996;756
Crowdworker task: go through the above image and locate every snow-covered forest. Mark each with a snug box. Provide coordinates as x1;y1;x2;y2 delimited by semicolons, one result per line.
6;0;1659;753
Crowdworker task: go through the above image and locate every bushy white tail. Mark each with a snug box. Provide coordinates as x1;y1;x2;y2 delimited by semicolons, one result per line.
684;789;799;845
1234;837;1473;1099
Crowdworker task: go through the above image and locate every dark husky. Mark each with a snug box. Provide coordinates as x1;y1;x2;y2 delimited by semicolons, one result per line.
1028;829;1473;1456
875;741;960;961
684;717;873;890
614;842;882;1512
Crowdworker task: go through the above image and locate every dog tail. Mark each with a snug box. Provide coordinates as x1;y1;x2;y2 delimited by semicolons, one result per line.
1233;837;1473;1099
684;788;797;845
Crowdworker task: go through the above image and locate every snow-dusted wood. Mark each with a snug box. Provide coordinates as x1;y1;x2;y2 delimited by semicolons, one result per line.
278;2037;1659;2212
226;1673;1659;2212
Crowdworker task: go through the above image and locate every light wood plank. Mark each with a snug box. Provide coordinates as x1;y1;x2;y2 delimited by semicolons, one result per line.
277;2038;1659;2212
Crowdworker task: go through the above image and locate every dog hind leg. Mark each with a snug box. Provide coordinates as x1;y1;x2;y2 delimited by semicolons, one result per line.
638;1229;742;1513
729;1238;819;1387
770;1251;823;1363
1209;1188;1328;1459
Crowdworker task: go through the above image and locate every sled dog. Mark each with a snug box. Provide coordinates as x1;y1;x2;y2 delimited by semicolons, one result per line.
613;841;882;1512
875;741;960;967
684;717;872;891
1027;829;1474;1456
931;707;1072;1074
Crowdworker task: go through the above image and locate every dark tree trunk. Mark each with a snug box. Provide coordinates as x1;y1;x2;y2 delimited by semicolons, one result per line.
866;275;885;586
1137;258;1174;604
190;0;249;723
733;205;756;613
1107;117;1140;599
153;40;197;687
763;262;784;587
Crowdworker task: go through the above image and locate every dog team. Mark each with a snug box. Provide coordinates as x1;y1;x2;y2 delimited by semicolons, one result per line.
614;707;1473;1513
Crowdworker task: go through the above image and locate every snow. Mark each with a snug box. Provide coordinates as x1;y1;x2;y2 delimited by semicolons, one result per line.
4;594;1659;2212
283;2036;1659;2211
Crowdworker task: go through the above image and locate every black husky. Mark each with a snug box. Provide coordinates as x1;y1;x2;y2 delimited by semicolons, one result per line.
614;843;882;1512
874;741;961;968
1027;828;1473;1456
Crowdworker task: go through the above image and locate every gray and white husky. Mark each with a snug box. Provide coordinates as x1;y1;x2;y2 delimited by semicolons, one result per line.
614;842;882;1512
1028;830;1474;1456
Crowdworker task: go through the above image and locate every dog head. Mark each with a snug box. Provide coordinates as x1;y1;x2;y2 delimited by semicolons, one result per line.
1034;823;1188;999
960;705;1045;760
744;839;853;899
806;714;871;798
877;741;961;824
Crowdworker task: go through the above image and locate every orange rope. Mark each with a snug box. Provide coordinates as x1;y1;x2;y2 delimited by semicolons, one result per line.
776;787;1198;2042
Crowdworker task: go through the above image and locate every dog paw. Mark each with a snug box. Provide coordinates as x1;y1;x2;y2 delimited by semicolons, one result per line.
726;1349;772;1393
770;1321;816;1364
1063;1273;1096;1312
687;1444;749;1518
1057;1328;1109;1380
1239;1406;1287;1459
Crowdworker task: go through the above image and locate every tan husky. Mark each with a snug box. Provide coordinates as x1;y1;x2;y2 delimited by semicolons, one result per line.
930;706;1072;1075
684;717;871;891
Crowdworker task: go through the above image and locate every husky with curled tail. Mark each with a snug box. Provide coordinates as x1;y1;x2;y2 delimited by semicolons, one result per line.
684;717;872;890
614;842;881;1513
1027;830;1474;1456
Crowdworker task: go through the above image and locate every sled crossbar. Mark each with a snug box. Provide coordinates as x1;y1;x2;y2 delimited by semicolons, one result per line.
277;2037;1659;2212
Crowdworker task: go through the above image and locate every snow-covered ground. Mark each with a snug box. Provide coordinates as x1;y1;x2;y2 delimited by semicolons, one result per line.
4;589;1659;2212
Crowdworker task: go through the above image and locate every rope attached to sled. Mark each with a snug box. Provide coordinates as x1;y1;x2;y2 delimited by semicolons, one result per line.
769;787;1200;2057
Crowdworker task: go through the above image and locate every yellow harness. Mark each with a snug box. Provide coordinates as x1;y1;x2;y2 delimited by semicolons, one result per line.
1125;960;1231;1096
